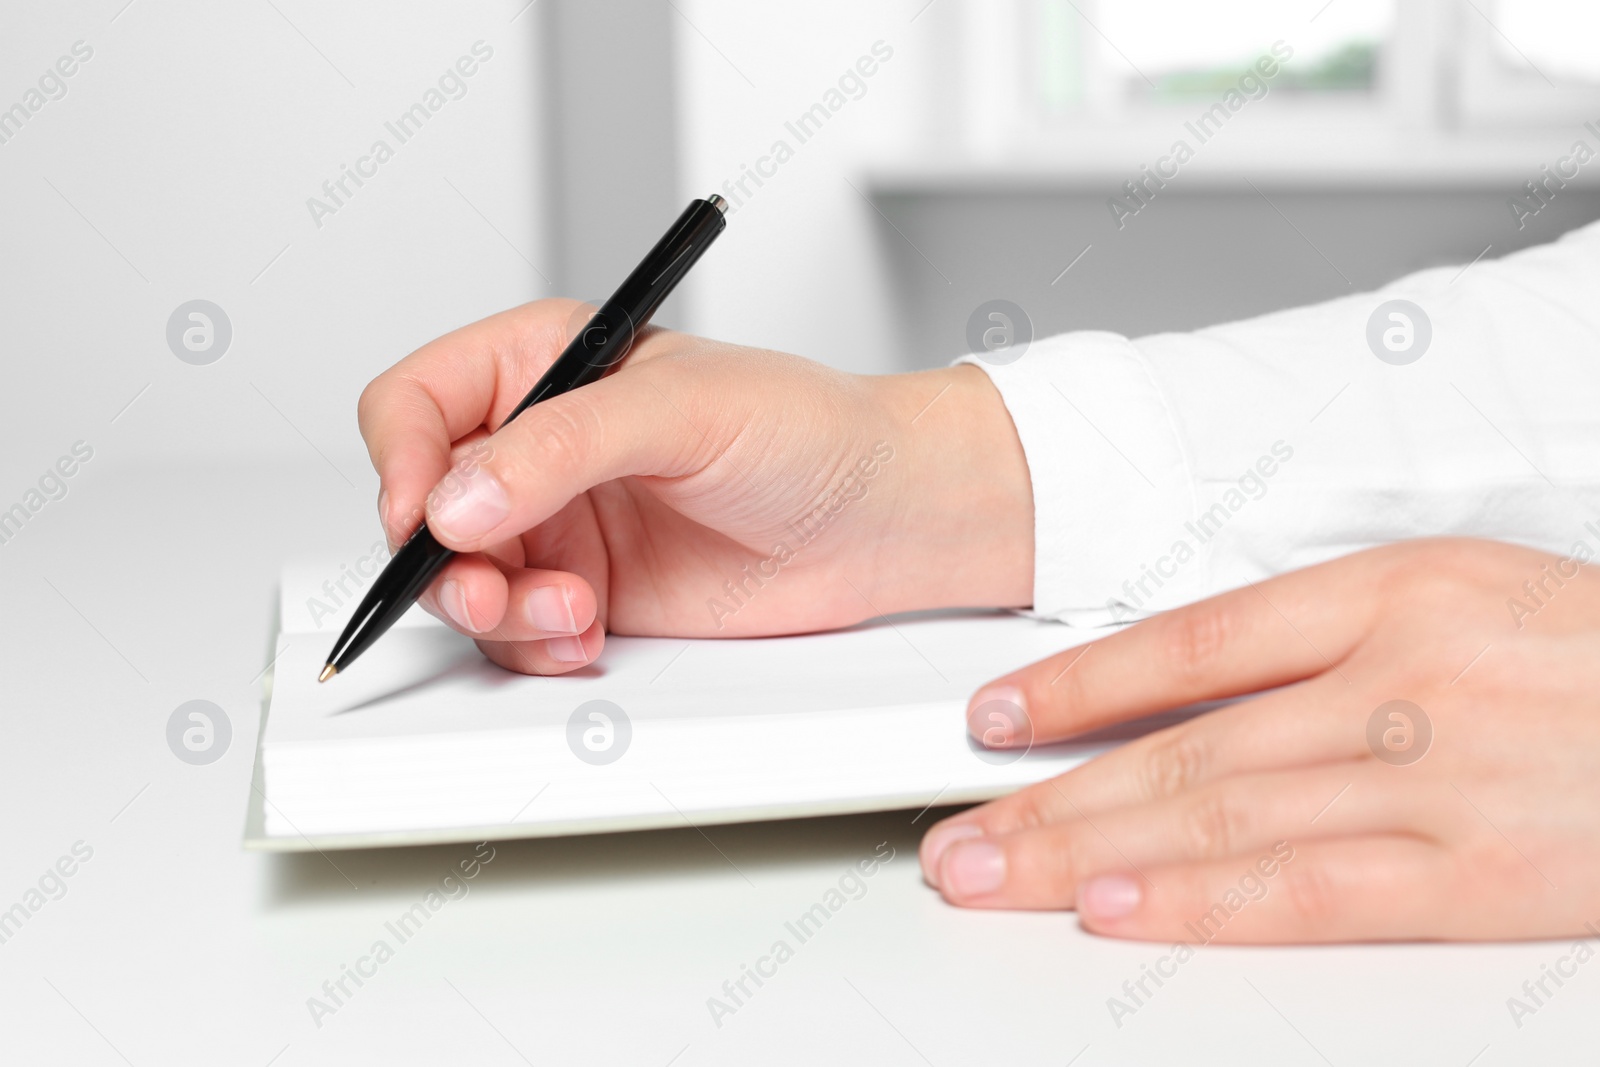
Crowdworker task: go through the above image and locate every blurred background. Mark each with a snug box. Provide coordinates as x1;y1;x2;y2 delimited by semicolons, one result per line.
4;5;1600;1059
4;0;1600;480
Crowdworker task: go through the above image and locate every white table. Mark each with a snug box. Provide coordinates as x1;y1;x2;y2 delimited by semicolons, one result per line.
0;463;1585;1065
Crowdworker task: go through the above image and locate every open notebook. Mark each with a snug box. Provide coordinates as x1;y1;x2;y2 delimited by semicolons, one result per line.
245;560;1165;851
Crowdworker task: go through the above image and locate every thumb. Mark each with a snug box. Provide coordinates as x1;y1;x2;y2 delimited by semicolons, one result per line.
423;360;714;552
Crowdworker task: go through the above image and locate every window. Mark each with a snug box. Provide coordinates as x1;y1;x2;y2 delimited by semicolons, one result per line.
1090;0;1392;99
1457;0;1600;126
1492;0;1600;85
1033;0;1395;113
1020;0;1600;127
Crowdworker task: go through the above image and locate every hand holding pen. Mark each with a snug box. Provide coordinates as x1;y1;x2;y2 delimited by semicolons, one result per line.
328;194;1037;678
324;195;730;678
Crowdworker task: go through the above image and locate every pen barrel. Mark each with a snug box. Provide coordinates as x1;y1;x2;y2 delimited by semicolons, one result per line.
501;197;727;424
324;195;726;680
327;525;456;671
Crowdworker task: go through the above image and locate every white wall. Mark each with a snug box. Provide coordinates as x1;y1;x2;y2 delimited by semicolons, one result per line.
674;0;937;376
673;0;1600;376
8;0;1598;492
0;0;547;490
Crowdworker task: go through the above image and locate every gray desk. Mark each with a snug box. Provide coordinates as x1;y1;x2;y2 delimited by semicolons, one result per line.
0;464;1584;1064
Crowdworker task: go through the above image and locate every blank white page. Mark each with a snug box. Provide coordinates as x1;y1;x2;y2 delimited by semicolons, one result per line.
249;560;1160;850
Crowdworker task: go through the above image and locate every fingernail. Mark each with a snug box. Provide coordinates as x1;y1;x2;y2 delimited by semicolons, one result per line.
920;823;984;888
548;635;588;663
967;685;1029;747
429;468;509;542
942;839;1006;898
439;579;475;632
1079;874;1142;921
527;585;578;634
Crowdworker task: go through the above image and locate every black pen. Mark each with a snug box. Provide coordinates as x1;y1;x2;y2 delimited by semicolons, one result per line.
320;193;729;681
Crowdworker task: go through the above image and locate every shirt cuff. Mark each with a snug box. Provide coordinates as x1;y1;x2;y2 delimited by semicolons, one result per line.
958;331;1198;625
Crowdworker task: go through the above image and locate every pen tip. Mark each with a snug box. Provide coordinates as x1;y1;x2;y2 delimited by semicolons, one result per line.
318;664;337;684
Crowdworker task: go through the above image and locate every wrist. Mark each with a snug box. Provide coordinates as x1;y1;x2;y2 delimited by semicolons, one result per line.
864;364;1034;614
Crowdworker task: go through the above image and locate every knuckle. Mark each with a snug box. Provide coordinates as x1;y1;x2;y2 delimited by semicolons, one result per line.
1390;538;1507;602
1163;604;1233;687
1141;728;1211;801
1279;859;1340;928
995;824;1089;903
1001;783;1061;834
520;399;598;479
1180;789;1250;859
1170;862;1219;920
1029;829;1090;895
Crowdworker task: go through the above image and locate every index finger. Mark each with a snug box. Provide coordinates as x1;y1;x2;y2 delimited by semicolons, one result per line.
358;299;586;543
969;545;1401;744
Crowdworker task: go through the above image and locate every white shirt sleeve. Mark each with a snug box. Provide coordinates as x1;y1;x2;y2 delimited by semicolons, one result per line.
960;219;1600;626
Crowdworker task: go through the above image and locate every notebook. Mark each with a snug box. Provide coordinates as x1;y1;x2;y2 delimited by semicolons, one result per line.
244;559;1166;851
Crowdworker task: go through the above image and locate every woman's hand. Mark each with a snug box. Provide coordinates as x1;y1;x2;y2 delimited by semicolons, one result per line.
921;538;1600;942
358;299;1032;674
